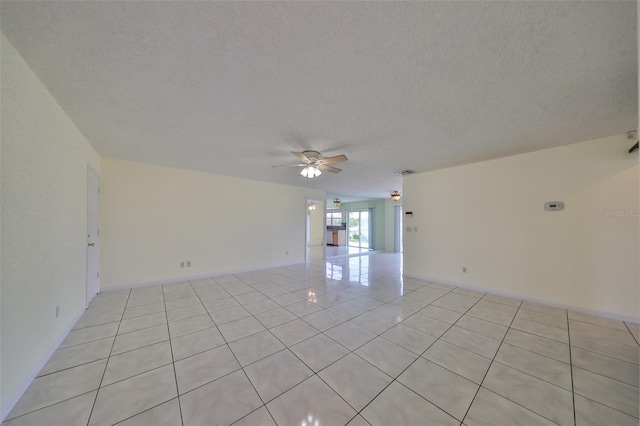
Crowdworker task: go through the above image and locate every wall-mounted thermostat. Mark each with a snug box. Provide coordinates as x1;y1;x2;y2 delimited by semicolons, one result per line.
544;201;564;211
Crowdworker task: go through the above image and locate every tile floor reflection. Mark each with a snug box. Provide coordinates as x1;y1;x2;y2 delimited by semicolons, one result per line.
4;253;639;425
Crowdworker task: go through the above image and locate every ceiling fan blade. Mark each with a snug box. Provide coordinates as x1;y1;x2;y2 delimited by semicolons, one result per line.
319;154;348;164
292;151;311;163
272;163;307;168
318;164;342;173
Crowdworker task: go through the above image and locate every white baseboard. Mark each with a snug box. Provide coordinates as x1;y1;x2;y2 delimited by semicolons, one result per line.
403;273;640;325
100;261;305;293
1;308;86;422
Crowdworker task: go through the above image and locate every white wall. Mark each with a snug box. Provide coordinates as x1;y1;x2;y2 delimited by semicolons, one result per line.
100;158;325;289
1;34;101;413
404;134;639;320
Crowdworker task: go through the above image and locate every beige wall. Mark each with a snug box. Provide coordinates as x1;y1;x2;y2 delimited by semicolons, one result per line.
100;158;325;289
1;35;101;412
404;134;639;320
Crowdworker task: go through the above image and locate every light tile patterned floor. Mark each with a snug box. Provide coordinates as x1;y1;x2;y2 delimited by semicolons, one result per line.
4;253;639;425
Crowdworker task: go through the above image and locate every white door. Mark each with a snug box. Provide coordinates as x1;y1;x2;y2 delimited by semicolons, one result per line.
86;167;100;306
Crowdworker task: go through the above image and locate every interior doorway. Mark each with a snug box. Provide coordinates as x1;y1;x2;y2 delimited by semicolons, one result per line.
305;198;325;262
86;167;100;306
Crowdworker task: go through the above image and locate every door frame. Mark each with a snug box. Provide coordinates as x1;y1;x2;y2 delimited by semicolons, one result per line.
394;204;403;253
305;197;326;262
86;165;100;306
347;208;373;249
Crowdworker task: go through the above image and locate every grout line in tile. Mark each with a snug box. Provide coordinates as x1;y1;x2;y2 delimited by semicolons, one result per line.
569;341;640;366
313;349;392;412
351;285;474;421
497;338;570;364
462;308;574;426
33;348;114;379
228;405;268;425
395;296;485;417
489;359;572;392
1;390;99;424
60;319;120;338
572;363;640;391
164;284;185;425
110;398;176;426
500;327;569;358
97;362;177;391
188;280;278;426
110;333;171;354
226;268;381;420
568;316;635;334
116;323;168;338
69;318;122;332
119;310;166;321
509;323;569;345
514;312;569;331
123;298;165;309
174;365;243;398
460;299;523;424
567;310;577;426
462;312;512;329
623;322;640;347
515;304;563;316
567;352;639;390
479;293;522;308
391;380;462;424
13;254;637;426
479;387;564;425
86;288;132;425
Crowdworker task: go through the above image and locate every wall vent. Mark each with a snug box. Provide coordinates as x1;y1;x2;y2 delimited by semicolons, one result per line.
395;170;415;176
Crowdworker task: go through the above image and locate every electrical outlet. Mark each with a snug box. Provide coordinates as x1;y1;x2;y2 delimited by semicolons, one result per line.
180;262;185;268
186;261;191;267
462;267;467;273
56;305;60;318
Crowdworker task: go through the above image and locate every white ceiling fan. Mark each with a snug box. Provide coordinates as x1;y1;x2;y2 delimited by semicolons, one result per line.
272;150;348;178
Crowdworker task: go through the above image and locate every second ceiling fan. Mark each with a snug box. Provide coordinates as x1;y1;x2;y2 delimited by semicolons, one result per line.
273;150;348;178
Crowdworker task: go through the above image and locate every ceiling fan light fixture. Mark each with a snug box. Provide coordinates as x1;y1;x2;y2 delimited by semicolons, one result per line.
300;165;321;178
391;191;402;201
333;198;341;207
308;202;317;210
274;150;347;177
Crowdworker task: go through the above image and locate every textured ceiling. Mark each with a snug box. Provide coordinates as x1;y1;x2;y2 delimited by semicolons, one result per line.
1;1;637;198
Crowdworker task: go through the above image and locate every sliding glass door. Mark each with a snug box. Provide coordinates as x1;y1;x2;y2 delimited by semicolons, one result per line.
348;210;371;249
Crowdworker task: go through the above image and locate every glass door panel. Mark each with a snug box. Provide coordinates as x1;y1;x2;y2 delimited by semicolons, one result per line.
348;210;371;249
360;210;370;249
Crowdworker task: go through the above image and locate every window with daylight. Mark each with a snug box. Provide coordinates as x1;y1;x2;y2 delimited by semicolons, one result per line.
326;211;343;226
